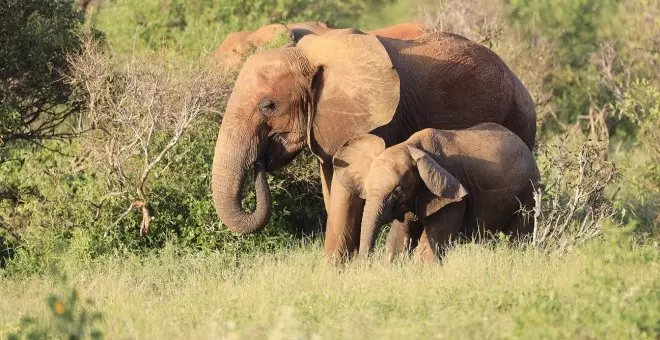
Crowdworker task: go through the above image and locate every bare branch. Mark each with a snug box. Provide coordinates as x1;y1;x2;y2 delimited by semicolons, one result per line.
0;219;21;240
532;136;618;251
66;37;232;236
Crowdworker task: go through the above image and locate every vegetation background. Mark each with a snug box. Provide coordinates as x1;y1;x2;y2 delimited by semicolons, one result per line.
0;0;658;338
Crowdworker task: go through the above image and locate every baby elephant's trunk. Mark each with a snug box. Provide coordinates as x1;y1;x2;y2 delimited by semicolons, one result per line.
359;198;387;258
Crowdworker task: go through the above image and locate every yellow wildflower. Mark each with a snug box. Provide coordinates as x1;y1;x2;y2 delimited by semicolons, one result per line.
54;302;65;315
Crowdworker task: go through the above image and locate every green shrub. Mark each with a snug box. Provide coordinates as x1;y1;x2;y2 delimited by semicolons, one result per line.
508;0;620;126
0;0;87;150
610;78;660;234
0;135;320;275
509;0;618;67
92;0;396;57
1;37;325;273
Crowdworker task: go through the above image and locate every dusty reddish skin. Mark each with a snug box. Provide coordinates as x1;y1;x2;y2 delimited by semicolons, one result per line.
366;22;428;40
214;31;253;69
210;30;536;264
334;123;540;262
214;22;426;70
213;22;330;69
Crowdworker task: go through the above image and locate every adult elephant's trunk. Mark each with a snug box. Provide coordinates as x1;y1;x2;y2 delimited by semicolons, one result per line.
359;197;387;258
211;122;271;234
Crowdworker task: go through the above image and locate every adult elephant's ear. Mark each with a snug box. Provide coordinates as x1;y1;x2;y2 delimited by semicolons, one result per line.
297;32;400;162
408;146;468;218
333;134;386;199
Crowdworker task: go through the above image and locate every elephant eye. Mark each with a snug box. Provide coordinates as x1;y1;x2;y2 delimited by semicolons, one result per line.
392;185;404;198
259;99;278;117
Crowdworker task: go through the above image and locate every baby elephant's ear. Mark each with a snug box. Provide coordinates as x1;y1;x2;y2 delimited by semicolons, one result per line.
408;146;468;216
333;134;386;199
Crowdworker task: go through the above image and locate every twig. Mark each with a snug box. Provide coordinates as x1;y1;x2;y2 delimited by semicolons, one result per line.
0;220;21;240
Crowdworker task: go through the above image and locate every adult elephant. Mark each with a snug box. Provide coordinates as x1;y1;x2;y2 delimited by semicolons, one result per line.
365;22;428;40
214;21;330;69
210;29;536;262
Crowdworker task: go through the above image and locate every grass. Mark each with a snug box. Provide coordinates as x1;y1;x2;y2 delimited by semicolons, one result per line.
1;231;658;339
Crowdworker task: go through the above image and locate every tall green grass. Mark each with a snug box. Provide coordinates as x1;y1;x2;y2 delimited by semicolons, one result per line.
2;228;658;339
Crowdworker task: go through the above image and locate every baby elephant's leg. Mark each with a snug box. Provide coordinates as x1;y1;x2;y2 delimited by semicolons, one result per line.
415;200;466;263
385;219;423;262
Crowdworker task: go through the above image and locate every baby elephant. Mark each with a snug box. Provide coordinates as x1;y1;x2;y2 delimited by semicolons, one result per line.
332;123;540;262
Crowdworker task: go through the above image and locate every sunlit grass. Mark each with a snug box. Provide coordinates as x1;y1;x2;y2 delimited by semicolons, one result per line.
1;233;657;339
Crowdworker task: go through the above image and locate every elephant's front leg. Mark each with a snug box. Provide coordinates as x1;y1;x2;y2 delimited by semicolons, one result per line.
319;161;333;213
415;200;466;263
324;175;364;264
385;219;423;262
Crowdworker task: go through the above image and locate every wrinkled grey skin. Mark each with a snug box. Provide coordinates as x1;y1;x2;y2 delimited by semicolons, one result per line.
333;123;540;262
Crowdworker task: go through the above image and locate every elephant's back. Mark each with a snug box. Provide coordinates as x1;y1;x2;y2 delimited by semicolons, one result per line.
438;123;536;192
288;22;331;41
379;33;523;144
453;124;539;233
367;23;427;40
382;32;513;84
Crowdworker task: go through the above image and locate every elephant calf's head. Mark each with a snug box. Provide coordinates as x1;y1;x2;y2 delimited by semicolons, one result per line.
333;133;467;256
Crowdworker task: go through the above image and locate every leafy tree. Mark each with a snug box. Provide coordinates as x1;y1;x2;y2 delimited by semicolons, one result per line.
0;0;87;151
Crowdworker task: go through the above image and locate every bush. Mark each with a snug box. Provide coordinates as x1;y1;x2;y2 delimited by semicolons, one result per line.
67;38;230;236
507;0;620;125
532;136;618;250
1;36;326;272
92;0;396;56
508;0;618;67
0;0;87;150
